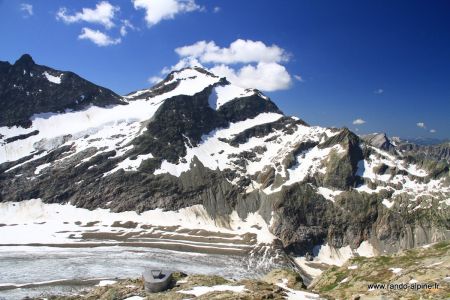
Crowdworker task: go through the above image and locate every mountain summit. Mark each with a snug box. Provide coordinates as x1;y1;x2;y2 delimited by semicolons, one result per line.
0;56;449;267
0;54;124;127
14;54;35;67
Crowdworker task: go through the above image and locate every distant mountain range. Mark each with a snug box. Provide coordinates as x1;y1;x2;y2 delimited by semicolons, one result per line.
0;55;449;263
361;133;450;162
397;137;449;146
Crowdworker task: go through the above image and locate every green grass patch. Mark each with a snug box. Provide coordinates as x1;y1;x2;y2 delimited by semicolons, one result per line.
320;282;339;292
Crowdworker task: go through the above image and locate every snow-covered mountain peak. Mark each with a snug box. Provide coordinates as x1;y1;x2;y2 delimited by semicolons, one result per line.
166;67;219;82
124;66;271;110
125;67;221;101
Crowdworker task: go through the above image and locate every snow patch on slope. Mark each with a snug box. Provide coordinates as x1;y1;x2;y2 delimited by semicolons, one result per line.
103;153;154;176
0;199;275;245
43;72;62;84
317;187;342;202
312;241;376;267
34;162;51;175
382;199;394;208
209;85;257;110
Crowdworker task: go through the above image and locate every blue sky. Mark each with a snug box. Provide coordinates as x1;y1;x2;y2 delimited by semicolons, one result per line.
1;0;449;139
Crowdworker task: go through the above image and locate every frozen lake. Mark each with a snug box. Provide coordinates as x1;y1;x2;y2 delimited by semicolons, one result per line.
0;246;267;300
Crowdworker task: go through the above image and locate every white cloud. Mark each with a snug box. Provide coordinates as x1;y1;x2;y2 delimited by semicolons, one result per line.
175;39;289;64
374;88;384;94
210;62;291;92
353;118;366;125
151;39;294;92
20;3;33;17
294;74;304;82
166;59;292;92
161;57;203;75
132;0;203;27
416;122;426;128
430;129;436;133
56;1;119;29
213;6;221;13
148;76;164;84
78;27;121;46
161;39;292;91
120;19;136;36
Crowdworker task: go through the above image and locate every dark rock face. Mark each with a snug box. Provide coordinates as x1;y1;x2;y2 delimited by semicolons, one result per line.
270;184;331;254
226;117;307;147
0;54;124;127
4;130;39;143
269;184;449;255
218;94;282;123
320;129;364;189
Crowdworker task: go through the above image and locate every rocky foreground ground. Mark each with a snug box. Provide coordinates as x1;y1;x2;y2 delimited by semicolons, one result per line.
25;241;450;300
311;241;450;299
27;268;314;300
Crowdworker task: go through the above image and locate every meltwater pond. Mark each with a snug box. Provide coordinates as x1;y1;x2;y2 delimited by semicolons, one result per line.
0;246;266;300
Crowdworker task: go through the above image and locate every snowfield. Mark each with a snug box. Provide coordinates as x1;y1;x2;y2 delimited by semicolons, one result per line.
0;199;275;245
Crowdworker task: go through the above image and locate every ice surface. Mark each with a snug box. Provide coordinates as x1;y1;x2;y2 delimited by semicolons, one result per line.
0;245;265;300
